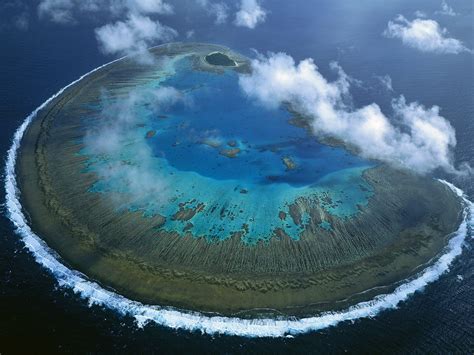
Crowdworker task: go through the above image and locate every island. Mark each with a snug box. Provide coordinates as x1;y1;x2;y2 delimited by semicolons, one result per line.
205;51;237;67
282;156;297;170
16;42;462;317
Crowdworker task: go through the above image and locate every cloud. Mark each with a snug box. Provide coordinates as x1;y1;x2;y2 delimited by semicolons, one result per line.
14;11;29;30
436;0;457;16
37;0;173;24
377;75;393;91
95;13;177;63
38;0;75;24
239;52;462;175
414;10;427;18
0;1;30;31
126;0;173;15
384;15;469;54
196;0;229;24
234;0;266;29
84;86;186;205
37;0;178;63
86;87;183;155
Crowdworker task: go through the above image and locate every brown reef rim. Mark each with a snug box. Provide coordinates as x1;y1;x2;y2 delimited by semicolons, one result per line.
17;43;463;316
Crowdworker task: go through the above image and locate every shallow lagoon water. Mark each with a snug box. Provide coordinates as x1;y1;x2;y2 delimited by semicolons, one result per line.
83;56;373;244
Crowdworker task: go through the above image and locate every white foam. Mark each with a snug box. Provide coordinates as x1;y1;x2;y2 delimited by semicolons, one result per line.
4;60;473;338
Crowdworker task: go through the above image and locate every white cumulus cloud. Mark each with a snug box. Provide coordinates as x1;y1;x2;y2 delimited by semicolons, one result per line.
239;52;461;175
384;15;469;54
38;0;75;24
84;86;186;204
95;13;177;63
38;0;178;63
234;0;266;29
38;0;173;24
196;0;229;24
377;75;394;91
127;0;173;14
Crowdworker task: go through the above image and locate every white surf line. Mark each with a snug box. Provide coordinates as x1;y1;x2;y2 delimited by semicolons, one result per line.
3;60;473;338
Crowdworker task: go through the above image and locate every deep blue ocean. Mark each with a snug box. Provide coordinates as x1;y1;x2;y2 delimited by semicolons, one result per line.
0;0;473;352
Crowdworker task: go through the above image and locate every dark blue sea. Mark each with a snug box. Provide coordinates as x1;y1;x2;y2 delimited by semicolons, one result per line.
0;0;473;352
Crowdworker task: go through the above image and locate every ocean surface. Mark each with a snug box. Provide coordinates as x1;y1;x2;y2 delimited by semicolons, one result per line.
1;0;473;352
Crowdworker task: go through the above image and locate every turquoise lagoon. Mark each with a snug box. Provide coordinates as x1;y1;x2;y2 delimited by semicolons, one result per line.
81;56;374;244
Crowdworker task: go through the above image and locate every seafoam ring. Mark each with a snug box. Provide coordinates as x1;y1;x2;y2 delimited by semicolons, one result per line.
4;57;473;338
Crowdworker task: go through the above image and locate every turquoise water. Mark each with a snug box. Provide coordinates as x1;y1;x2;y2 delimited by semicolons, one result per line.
82;56;374;244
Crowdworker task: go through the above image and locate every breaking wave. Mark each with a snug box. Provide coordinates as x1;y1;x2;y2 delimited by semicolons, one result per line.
3;60;473;338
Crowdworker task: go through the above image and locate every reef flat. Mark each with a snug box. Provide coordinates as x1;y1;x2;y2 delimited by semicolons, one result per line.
17;43;462;316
